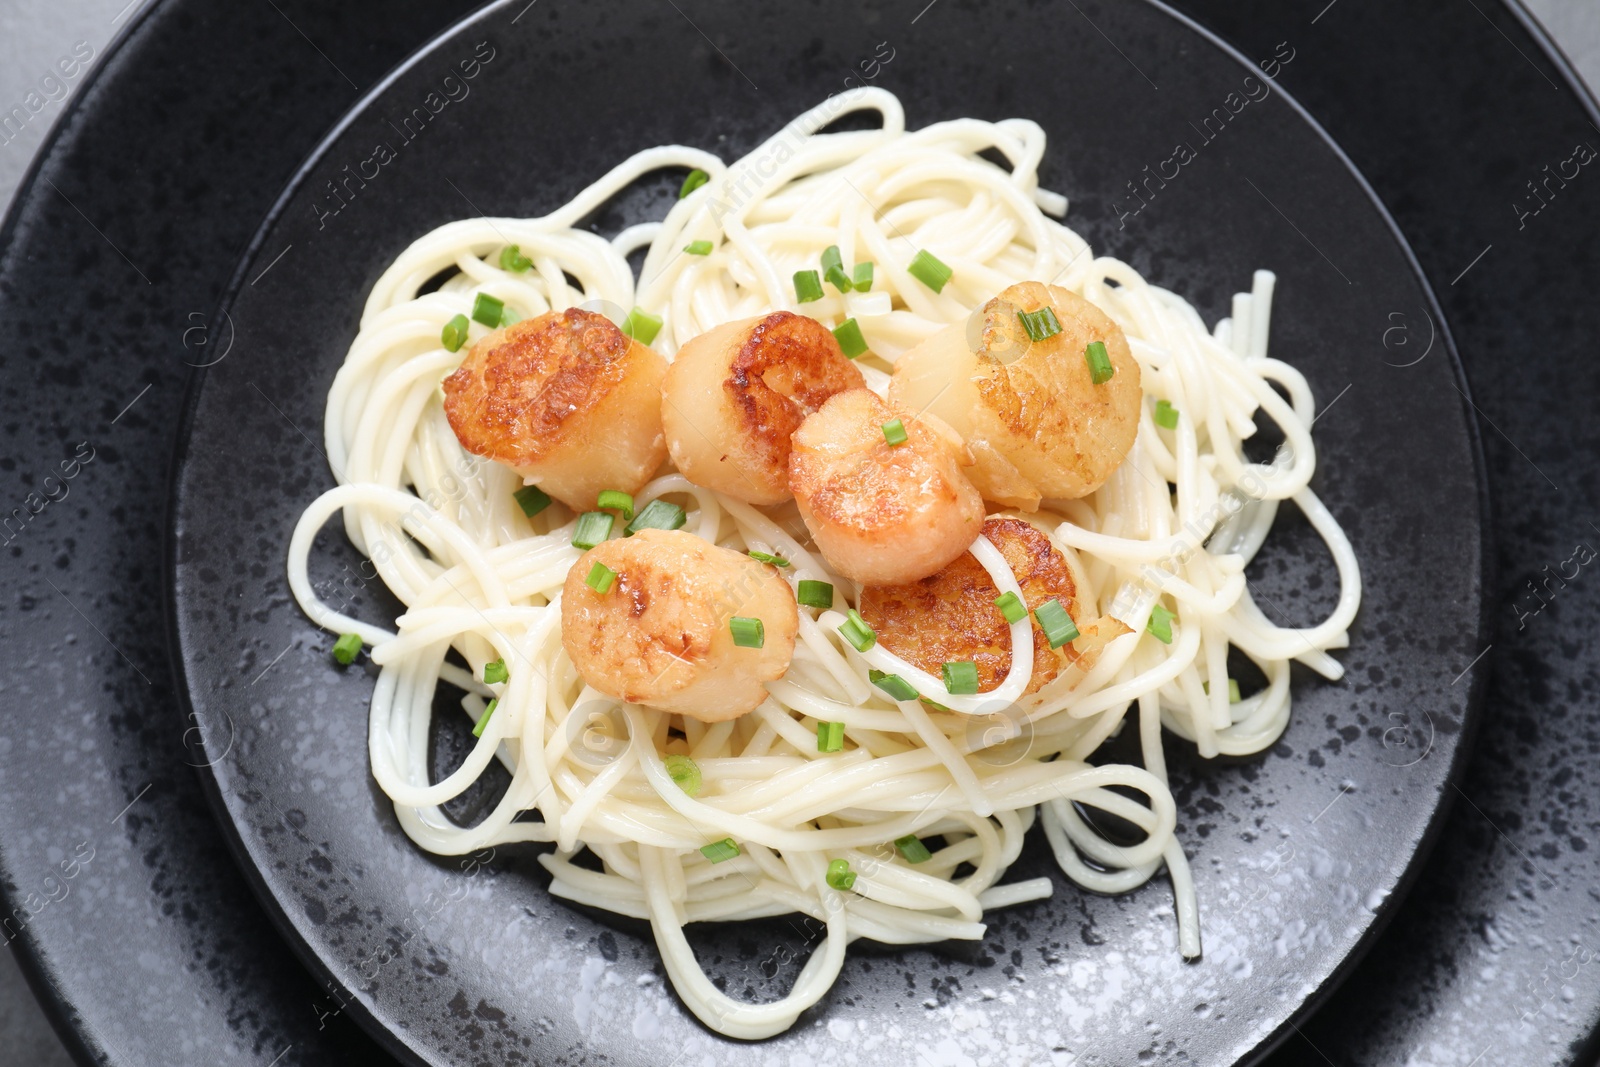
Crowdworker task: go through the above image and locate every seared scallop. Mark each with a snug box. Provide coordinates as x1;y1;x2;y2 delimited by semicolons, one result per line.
442;307;668;510
560;529;798;722
661;311;865;505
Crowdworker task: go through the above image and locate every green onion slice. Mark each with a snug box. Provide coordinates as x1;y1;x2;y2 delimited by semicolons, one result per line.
483;658;508;684
513;484;552;518
821;245;844;273
793;269;824;304
729;616;765;648
993;590;1027;625
1033;598;1079;649
907;249;952;293
472;698;498;738
1148;603;1176;644
797;579;835;610
869;669;919;702
1204;678;1243;703
498;245;532;272
471;292;505;328
1085;340;1115;384
881;418;908;446
747;550;789;567
596;489;635;520
684;240;713;256
852;262;874;292
825;857;856;890
679;169;710;198
894;834;932;863
585;561;617;594
817;720;845;753
572;511;614;550
332;633;362;665
700;838;739;863
826;265;853;292
1018;306;1063;342
833;318;868;359
626;499;687;534
839;609;877;652
664;753;702;797
1155;398;1179;429
942;661;979;695
441;313;470;353
622;307;662;346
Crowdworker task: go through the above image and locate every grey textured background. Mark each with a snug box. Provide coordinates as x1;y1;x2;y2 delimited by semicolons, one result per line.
0;1;1595;1065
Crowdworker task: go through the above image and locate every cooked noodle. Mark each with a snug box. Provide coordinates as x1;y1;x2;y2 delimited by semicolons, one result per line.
286;88;1359;1038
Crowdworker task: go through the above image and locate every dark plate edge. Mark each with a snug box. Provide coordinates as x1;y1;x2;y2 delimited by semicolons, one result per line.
157;3;1498;1066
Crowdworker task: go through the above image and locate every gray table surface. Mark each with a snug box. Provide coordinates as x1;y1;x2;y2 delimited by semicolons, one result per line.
1;1;1597;1064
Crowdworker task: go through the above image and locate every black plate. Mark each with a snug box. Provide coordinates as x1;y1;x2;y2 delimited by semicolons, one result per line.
6;1;1599;1066
166;2;1489;1065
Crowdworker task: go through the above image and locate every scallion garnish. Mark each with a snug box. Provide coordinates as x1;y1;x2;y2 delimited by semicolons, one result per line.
833;318;868;359
729;616;765;648
332;632;362;665
498;244;532;272
441;313;470;353
1155;399;1179;429
794;269;824;304
679;169;710;198
881;419;907;446
852;262;874;292
797;579;835;609
1018;306;1062;342
596;489;635;520
1147;603;1176;644
1203;678;1243;703
1034;598;1079;649
1085;340;1115;384
664;753;702;797
747;550;789;567
684;240;713;256
821;247;851;293
894;834;932;863
825;857;856;890
472;698;498;738
942;661;979;695
622;307;662;346
700;838;739;863
483;658;508;684
572;511;614;550
993;590;1027;625
513;484;552;518
499;307;522;327
471;292;505;328
817;721;845;753
869;669;919;702
585;561;617;594
839;609;877;652
626;498;686;534
907;249;952;293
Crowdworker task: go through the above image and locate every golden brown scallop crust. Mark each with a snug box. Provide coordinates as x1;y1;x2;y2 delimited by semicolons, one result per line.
442;308;640;468
724;311;865;476
859;517;1091;694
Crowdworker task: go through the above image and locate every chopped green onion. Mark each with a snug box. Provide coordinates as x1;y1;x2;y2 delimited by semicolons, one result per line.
729;616;765;648
572;511;614;550
498;306;522;327
441;313;470;353
1034;598;1080;649
700;838;739;863
894;834;932;863
1204;678;1243;703
622;307;662;346
1018;306;1063;342
626;499;686;534
881;418;908;446
793;269;824;304
797;579;835;609
817;720;845;753
472;698;498;738
852;262;874;292
498;244;532;272
869;669;919;702
483;658;508;684
331;632;362;665
1085;340;1115;384
471;292;505;328
679;168;710;198
839;609;877;652
826;265;853;293
833;318;868;359
664;754;701;797
993;590;1027;625
747;550;789;567
922;697;952;712
942;661;979;695
907;249;952;293
821;245;844;273
825;857;856;890
684;240;713;256
596;489;635;520
1147;603;1176;644
1155;399;1180;429
585;561;617;594
513;484;552;518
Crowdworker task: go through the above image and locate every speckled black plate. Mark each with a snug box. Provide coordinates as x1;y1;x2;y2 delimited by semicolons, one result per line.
163;2;1490;1066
